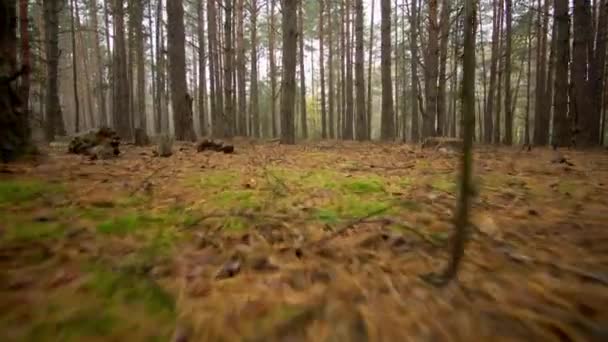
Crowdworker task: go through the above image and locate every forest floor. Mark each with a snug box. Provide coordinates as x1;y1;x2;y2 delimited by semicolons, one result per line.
1;140;607;341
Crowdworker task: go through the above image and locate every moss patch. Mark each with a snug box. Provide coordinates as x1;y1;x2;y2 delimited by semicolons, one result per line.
0;180;63;206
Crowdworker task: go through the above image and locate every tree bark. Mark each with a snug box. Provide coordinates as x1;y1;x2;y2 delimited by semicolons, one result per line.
43;0;65;140
344;0;354;139
504;0;513;144
381;0;395;140
553;0;570;147
134;0;147;137
320;0;327;139
534;0;550;145
437;0;450;136
423;0;439;138
355;0;366;140
223;0;235;138
485;0;501;143
269;0;278;137
236;0;246;136
408;0;420;142
367;0;375;139
70;0;80;133
88;0;107;127
1;0;31;161
298;1;308;139
280;0;297;144
328;0;336;138
19;0;30;121
197;0;208;136
167;0;195;140
249;0;260;137
588;0;608;145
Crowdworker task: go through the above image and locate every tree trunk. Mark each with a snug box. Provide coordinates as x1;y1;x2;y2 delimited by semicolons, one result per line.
236;0;246;136
1;0;31;162
504;0;513;144
380;0;395;140
423;0;439;138
438;0;476;283
588;0;608;145
524;7;533;145
70;0;80;133
298;1;308;139
408;0;420;142
280;0;297;144
534;0;550;145
43;0;65;140
249;0;259;137
208;0;223;137
494;1;504;144
19;0;30;120
167;0;195;140
197;0;208;136
339;0;346;138
269;0;278;137
133;0;147;137
485;0;501;143
343;0;354;139
319;0;327;139
553;0;570;147
355;0;366;140
223;0;235;138
367;0;375;139
328;0;335;139
112;0;132;139
437;0;450;136
88;0;107;127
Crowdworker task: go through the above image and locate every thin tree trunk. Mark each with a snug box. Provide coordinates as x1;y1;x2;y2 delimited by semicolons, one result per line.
423;0;439;138
328;0;335;138
381;0;395;140
534;0;549;145
134;0;146;136
249;0;259;137
408;0;420;142
319;0;328;139
88;0;107;127
367;0;375;139
553;0;570;147
504;0;513;144
223;0;235;138
236;0;246;135
494;1;504;144
486;0;501;143
269;0;278;137
19;0;30;117
355;0;366;140
280;0;297;144
197;0;208;136
344;0;354;139
524;7;533;145
437;0;450;136
70;0;80;133
299;1;308;139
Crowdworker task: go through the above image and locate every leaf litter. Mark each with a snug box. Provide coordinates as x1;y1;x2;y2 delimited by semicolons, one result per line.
0;142;607;341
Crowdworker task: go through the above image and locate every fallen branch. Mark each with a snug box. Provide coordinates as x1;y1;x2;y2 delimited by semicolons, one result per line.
129;165;166;196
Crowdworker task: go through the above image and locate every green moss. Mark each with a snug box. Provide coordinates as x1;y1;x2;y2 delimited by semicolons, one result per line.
96;213;161;236
399;177;414;189
2;221;64;242
0;180;63;206
87;267;175;315
28;309;118;341
194;171;238;189
223;217;247;232
212;190;261;210
341;178;385;194
314;208;339;223
430;177;457;193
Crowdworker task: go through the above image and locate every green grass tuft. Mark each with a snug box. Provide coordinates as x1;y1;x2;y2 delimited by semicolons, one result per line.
341;178;385;194
96;213;161;236
0;180;63;206
87;267;175;315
